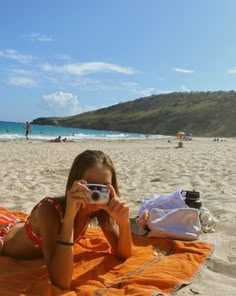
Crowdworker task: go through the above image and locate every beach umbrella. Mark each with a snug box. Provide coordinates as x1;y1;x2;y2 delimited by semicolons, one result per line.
177;131;185;136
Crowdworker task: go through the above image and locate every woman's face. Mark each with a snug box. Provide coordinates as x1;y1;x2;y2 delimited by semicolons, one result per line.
82;166;112;185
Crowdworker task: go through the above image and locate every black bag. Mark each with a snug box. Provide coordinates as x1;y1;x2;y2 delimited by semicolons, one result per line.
182;190;202;209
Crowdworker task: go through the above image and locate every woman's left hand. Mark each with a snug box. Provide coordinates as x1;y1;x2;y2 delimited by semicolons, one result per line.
101;184;130;226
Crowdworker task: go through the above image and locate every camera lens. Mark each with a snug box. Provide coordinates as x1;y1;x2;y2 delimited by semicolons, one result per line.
91;191;100;201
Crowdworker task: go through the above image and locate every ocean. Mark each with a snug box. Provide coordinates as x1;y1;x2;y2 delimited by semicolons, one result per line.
0;121;162;141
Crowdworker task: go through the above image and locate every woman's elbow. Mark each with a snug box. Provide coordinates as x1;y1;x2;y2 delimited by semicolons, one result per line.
124;249;133;259
117;248;133;260
49;272;72;290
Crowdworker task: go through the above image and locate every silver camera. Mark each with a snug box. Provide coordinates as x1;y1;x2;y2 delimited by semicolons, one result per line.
86;184;110;204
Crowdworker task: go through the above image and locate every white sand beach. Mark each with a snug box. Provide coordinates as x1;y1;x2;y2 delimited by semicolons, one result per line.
0;138;236;295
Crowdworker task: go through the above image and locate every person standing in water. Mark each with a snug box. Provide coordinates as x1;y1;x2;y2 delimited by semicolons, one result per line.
25;121;31;141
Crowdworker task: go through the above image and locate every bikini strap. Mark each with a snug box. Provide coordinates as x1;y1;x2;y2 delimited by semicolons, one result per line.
27;197;64;222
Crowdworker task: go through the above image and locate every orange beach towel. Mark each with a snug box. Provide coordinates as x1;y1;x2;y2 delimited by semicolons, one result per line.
0;210;213;296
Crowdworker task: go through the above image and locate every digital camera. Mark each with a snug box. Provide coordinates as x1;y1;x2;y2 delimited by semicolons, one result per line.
86;184;110;204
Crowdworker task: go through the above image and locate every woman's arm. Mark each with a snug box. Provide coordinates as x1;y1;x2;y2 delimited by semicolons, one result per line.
98;185;132;259
37;181;91;290
116;219;132;259
36;203;74;290
98;216;132;259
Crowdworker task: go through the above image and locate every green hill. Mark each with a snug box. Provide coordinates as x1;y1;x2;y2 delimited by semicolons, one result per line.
32;91;236;137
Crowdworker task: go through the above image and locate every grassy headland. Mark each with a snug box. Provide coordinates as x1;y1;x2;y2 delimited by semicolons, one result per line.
32;91;236;137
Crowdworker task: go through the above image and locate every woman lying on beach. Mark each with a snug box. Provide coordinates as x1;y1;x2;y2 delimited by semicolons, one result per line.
0;150;132;289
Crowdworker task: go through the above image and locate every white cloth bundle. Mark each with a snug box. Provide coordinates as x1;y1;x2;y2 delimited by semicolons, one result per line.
137;190;201;241
138;190;187;217
147;207;201;240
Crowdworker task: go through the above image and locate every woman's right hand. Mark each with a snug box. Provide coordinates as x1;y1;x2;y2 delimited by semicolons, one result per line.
65;180;91;219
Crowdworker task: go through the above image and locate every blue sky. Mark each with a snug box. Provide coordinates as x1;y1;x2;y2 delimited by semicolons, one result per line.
1;0;236;122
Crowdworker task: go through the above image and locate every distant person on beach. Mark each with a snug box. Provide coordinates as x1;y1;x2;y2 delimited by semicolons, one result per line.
51;136;61;142
25;121;31;141
50;136;67;142
0;150;132;289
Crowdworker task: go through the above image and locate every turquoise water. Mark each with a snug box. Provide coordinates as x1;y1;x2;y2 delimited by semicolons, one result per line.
0;121;161;141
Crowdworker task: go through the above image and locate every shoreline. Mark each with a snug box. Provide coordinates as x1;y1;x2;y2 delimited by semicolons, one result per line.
0;135;234;143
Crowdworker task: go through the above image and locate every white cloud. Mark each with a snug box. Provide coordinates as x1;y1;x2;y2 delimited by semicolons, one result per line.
55;54;72;61
22;33;55;42
227;67;236;74
0;49;35;63
42;91;81;116
10;68;35;75
41;62;136;75
180;85;190;92
173;68;194;74
118;81;171;96
8;76;38;87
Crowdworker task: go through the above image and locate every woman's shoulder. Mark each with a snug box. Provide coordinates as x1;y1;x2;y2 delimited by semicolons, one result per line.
28;198;64;241
30;196;61;210
31;197;65;221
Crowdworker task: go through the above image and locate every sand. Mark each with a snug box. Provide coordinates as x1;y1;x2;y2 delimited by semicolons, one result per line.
0;137;236;295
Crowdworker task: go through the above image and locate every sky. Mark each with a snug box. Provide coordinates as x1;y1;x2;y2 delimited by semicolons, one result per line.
1;0;236;122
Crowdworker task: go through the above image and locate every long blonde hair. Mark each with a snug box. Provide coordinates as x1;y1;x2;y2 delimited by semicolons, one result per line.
65;150;120;229
66;150;119;193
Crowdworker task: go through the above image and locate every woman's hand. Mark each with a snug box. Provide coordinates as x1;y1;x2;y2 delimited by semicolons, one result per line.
101;184;130;226
65;180;91;219
99;184;132;259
